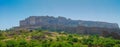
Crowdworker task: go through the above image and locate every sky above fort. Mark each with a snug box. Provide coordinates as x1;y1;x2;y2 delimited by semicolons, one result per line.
0;0;120;30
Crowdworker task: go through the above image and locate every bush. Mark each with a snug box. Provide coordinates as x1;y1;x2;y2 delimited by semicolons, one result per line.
6;40;18;47
0;41;6;47
50;42;72;47
73;43;88;47
114;44;120;47
72;38;79;42
18;39;28;47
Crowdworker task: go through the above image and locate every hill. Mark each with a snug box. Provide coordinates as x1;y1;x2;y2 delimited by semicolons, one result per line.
0;30;120;47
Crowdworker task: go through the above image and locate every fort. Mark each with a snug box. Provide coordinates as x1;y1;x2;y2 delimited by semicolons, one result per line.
14;16;120;37
20;16;119;29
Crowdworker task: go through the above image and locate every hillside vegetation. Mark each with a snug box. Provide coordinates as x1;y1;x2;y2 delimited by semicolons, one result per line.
0;30;120;47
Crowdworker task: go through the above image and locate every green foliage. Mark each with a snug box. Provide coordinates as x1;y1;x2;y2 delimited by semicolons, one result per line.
0;29;120;47
114;44;120;47
73;43;88;47
71;38;79;42
0;41;6;47
18;40;28;47
0;33;6;40
50;42;72;47
6;40;18;47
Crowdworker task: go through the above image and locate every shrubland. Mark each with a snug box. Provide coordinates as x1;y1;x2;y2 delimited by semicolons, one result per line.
0;29;120;47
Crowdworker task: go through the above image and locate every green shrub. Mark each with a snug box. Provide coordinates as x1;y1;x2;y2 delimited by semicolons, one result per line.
72;38;79;42
6;40;18;47
18;40;28;47
50;42;72;47
114;44;120;47
0;41;6;47
73;43;88;47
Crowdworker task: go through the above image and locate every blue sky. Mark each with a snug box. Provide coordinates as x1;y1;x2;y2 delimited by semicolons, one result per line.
0;0;120;30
